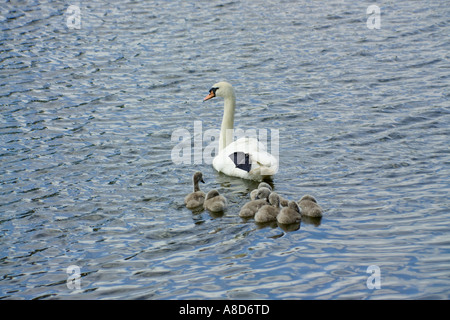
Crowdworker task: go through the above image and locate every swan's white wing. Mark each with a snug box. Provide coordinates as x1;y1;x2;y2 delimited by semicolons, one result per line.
213;137;278;180
249;149;277;168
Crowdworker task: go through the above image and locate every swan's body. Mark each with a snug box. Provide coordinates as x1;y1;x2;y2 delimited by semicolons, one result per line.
239;187;271;218
203;189;227;213
184;172;205;209
298;195;323;218
255;192;280;223
204;82;278;181
250;182;272;200
277;201;302;224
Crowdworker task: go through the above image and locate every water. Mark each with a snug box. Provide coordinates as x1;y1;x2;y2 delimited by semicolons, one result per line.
0;0;449;300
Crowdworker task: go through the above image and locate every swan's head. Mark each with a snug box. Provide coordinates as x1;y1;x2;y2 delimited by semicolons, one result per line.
203;81;235;101
193;171;205;184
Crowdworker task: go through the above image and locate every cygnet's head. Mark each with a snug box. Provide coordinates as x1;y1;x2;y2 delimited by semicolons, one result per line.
258;182;272;191
300;195;317;203
203;81;235;101
206;189;220;200
288;201;300;213
256;187;271;200
268;192;280;207
193;171;205;184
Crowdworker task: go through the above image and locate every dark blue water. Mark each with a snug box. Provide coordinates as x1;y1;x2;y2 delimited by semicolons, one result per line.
1;0;449;299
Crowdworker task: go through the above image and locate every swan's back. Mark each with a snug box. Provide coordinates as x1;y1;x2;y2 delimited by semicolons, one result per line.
214;138;278;181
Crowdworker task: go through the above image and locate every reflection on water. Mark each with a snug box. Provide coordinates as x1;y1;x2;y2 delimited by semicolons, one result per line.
1;0;449;299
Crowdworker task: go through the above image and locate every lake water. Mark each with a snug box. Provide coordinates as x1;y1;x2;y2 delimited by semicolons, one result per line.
1;0;449;300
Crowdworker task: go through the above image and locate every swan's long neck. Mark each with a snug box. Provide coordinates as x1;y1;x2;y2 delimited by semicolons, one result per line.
219;93;236;151
193;179;200;192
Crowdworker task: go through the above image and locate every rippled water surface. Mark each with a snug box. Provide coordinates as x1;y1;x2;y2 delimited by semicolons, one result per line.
1;0;449;299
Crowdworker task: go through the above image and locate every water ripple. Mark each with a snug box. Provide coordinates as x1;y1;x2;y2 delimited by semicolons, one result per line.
1;0;449;300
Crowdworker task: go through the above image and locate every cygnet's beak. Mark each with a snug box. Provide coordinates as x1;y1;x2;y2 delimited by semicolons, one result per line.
203;90;215;101
200;178;205;183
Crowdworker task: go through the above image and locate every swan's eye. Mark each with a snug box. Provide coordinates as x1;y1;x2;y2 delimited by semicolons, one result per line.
210;87;218;95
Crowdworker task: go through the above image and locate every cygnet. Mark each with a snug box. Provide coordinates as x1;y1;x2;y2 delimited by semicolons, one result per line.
298;195;323;218
203;189;227;213
250;182;272;200
254;192;280;223
239;187;272;218
277;201;301;224
184;171;205;209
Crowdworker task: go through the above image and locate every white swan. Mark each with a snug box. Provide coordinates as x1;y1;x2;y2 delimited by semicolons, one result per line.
298;195;323;218
204;81;278;181
277;201;301;224
203;189;227;213
184;171;205;209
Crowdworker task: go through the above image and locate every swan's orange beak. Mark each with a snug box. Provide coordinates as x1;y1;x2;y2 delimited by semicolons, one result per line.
203;91;215;101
